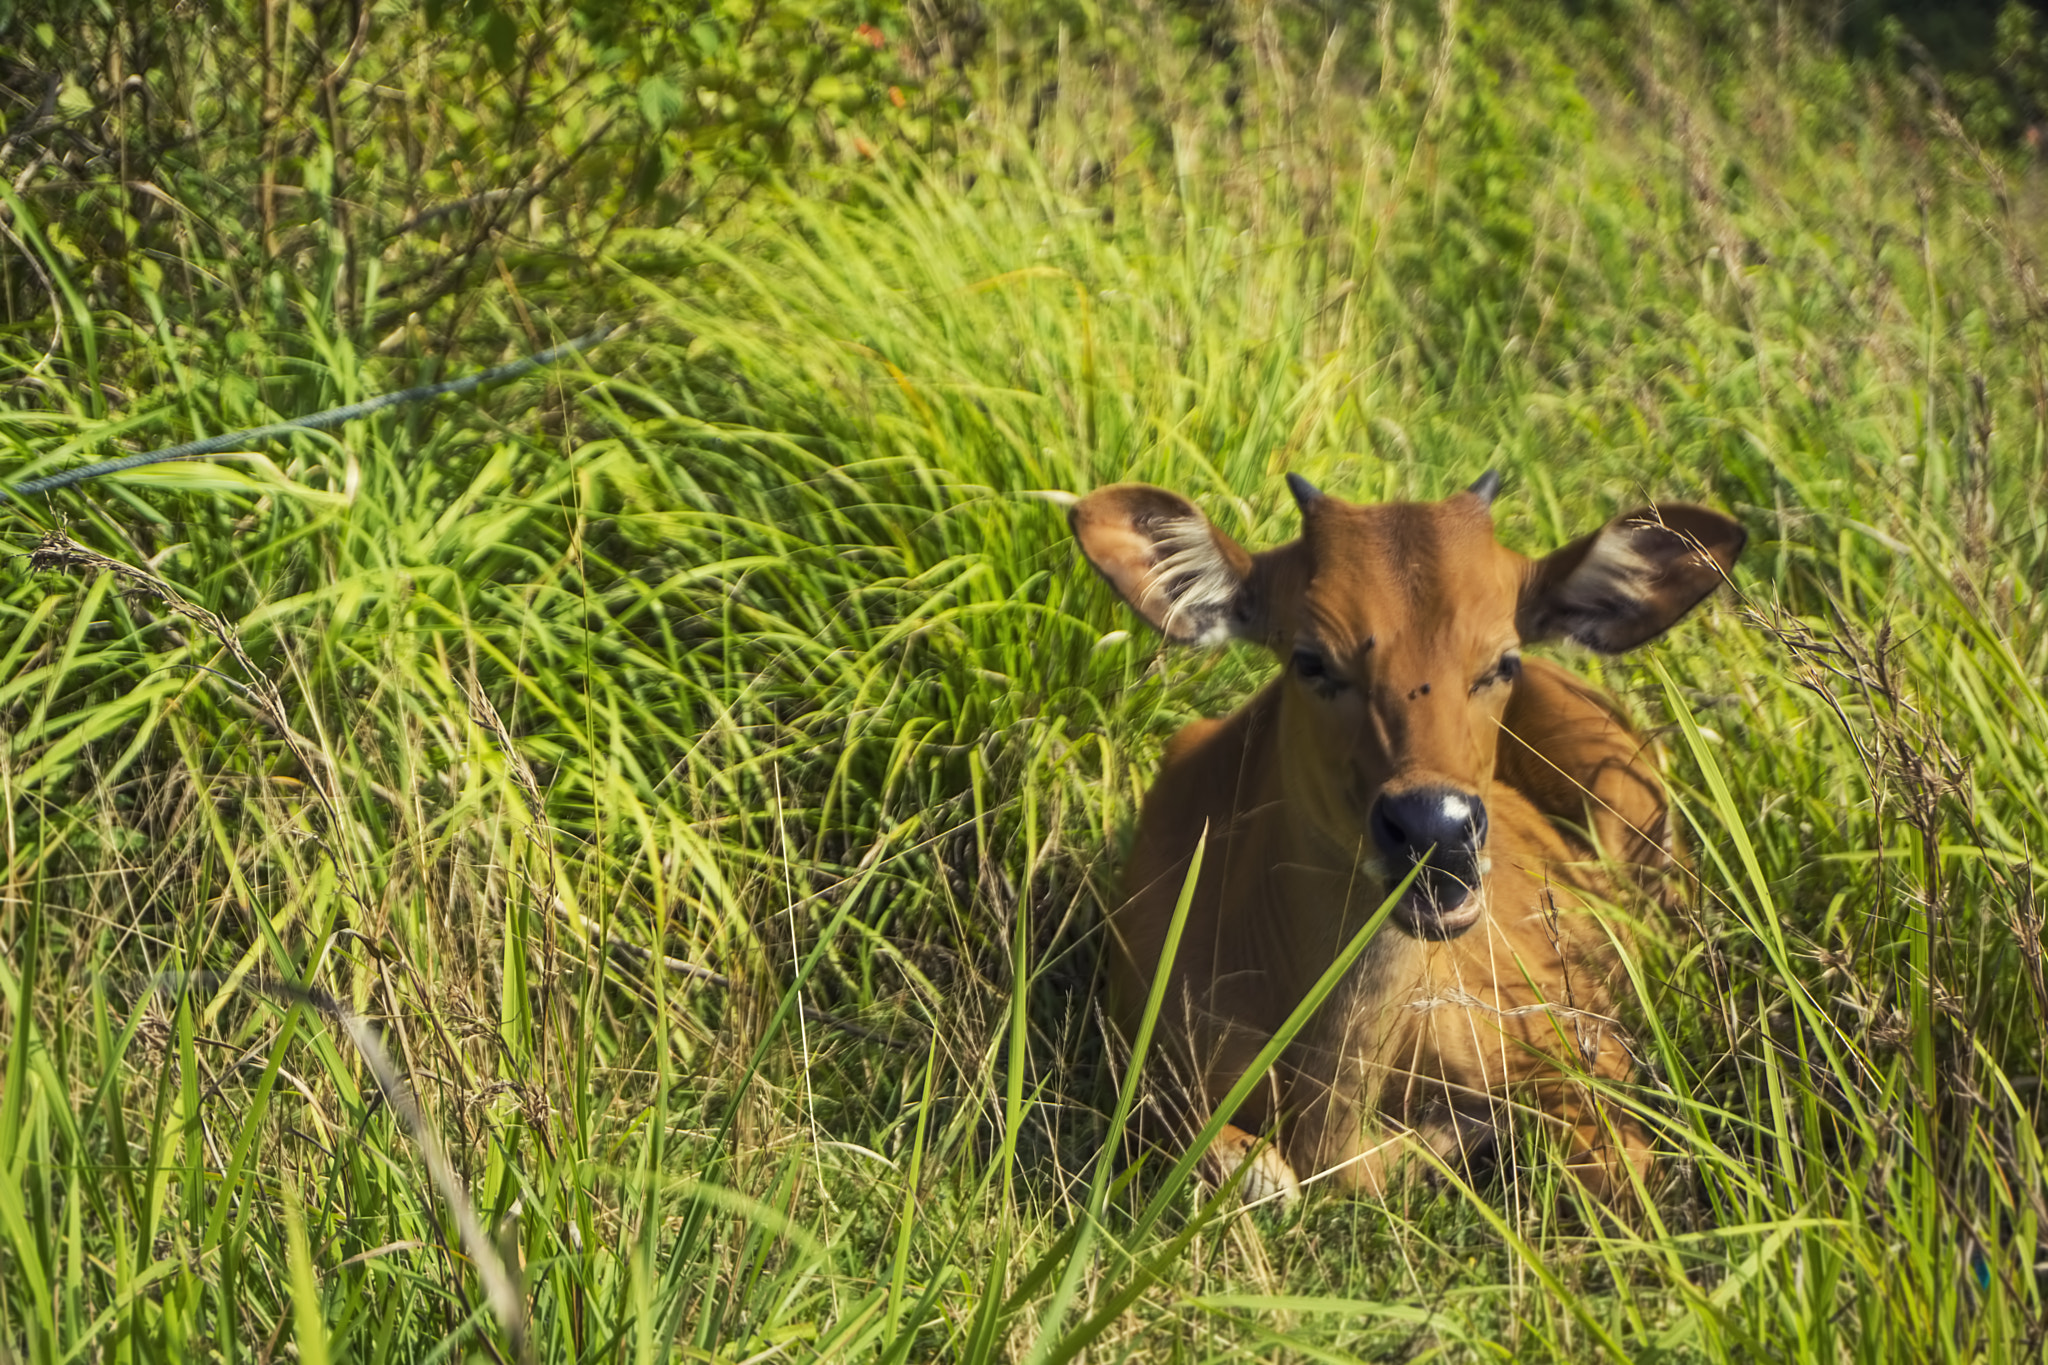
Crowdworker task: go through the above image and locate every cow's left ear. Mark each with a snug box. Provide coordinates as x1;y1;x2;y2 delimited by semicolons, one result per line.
1518;504;1746;653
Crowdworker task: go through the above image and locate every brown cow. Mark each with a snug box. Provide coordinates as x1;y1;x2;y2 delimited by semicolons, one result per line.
1071;473;1743;1204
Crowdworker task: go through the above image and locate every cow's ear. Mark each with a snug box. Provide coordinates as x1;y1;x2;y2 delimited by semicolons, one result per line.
1519;504;1746;653
1070;484;1258;645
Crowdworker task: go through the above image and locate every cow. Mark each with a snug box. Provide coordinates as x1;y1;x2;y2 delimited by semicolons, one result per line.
1070;472;1744;1205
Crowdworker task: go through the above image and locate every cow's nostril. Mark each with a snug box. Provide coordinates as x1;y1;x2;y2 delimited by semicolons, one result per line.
1369;787;1487;864
1369;803;1408;860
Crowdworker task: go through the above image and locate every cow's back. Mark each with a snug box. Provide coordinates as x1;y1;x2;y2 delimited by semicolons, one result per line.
1498;657;1674;874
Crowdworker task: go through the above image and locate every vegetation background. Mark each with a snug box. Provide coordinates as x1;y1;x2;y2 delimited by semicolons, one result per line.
4;0;2048;1359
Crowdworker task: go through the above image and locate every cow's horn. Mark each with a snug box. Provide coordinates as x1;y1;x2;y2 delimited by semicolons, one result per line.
1286;473;1324;514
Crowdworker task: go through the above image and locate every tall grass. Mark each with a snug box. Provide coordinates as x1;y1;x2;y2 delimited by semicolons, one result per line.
3;1;2048;1359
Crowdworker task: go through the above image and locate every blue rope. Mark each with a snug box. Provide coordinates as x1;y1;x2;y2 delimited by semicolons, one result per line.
1;324;614;502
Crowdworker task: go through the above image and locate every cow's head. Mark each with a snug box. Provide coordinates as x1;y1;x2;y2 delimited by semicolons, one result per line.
1071;474;1744;938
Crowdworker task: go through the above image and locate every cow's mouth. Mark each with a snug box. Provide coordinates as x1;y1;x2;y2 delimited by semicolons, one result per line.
1388;858;1485;939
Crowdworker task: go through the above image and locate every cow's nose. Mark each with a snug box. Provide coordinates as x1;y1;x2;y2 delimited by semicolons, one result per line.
1369;786;1488;865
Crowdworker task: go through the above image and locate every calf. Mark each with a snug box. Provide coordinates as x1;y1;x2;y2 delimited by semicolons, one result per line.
1071;473;1743;1202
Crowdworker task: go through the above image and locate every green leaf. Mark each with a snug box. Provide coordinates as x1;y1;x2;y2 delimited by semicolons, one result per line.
638;76;687;131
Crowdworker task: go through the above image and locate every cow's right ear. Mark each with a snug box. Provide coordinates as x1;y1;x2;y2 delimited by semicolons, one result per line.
1519;503;1746;653
1070;484;1257;646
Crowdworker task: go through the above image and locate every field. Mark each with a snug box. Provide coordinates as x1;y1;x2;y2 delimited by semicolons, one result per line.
3;1;2048;1359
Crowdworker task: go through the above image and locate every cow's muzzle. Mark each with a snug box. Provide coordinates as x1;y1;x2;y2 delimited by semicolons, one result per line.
1369;785;1488;938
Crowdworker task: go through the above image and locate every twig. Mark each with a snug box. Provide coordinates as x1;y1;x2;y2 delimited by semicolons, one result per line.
1;325;615;501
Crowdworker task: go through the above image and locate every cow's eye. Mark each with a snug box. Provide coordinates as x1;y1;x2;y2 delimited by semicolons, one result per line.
1473;652;1522;693
1291;649;1339;689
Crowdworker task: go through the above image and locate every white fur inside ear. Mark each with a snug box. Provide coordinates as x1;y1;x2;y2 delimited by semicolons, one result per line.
1142;516;1243;645
1548;522;1659;642
1569;523;1656;600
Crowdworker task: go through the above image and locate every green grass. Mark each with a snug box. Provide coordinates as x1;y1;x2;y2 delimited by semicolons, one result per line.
3;1;2048;1359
